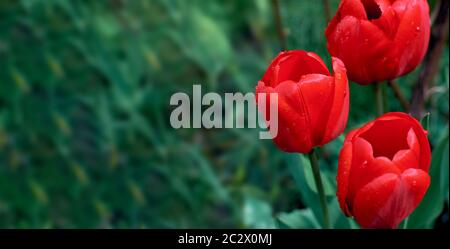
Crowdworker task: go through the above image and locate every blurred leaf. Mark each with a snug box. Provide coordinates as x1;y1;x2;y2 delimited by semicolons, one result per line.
169;8;232;80
328;196;355;229
408;127;449;228
302;157;335;196
420;112;431;131
276;208;320;229
243;195;276;229
285;154;325;227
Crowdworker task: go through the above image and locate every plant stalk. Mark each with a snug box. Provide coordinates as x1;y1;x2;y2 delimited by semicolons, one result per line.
271;0;287;51
308;148;331;229
388;80;411;112
376;83;384;116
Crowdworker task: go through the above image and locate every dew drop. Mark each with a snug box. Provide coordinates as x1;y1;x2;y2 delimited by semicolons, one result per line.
361;160;368;168
415;26;420;32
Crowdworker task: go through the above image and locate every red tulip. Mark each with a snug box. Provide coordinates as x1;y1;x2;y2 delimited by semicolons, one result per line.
337;112;431;228
325;0;430;85
256;50;349;153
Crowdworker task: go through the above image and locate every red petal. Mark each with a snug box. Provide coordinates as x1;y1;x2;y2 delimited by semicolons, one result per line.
321;57;349;144
337;141;353;216
377;112;431;172
271;81;313;153
325;0;367;38
401;168;430;207
392;128;421;171
358;20;398;83
359;118;411;160
394;0;430;75
346;137;375;207
327;15;394;84
353;156;402;196
352;168;430;229
371;0;401;38
298;74;334;145
341;0;368;20
352;173;400;228
327;16;367;83
261;50;330;87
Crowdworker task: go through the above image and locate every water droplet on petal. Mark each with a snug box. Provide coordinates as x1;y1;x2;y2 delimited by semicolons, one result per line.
361;160;368;168
416;26;420;32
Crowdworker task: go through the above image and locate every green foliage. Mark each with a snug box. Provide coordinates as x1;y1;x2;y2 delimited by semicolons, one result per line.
277;208;320;229
243;195;276;229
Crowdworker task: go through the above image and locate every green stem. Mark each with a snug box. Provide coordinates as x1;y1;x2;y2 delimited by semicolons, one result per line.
376;83;384;116
308;148;331;229
271;0;287;51
388;80;410;112
322;0;331;23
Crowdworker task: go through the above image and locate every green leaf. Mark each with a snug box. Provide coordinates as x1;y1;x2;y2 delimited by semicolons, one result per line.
302;157;336;196
285;154;328;227
169;8;232;80
243;195;276;229
328;197;356;229
276;208;320;229
408;127;449;228
420;112;431;131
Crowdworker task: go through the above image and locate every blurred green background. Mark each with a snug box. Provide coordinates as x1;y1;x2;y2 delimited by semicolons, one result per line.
0;0;448;228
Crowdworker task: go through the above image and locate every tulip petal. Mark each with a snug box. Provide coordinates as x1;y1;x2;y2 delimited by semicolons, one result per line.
348;146;402;208
327;15;394;84
376;112;431;171
325;0;367;39
358;20;398;83
326;16;369;83
371;0;401;38
392;128;421;171
353;173;400;228
401;168;431;206
353;168;430;229
394;0;430;75
271;80;312;153
298;74;334;145
321;57;349;144
337;140;353;216
345;137;374;208
261;50;330;87
359;119;411;160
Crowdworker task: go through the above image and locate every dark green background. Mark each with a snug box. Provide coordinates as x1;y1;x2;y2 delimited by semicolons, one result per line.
0;0;448;228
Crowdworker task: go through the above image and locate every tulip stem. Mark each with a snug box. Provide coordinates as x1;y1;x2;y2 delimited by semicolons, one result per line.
271;0;287;51
375;83;384;116
388;80;411;112
308;148;331;229
322;0;331;23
